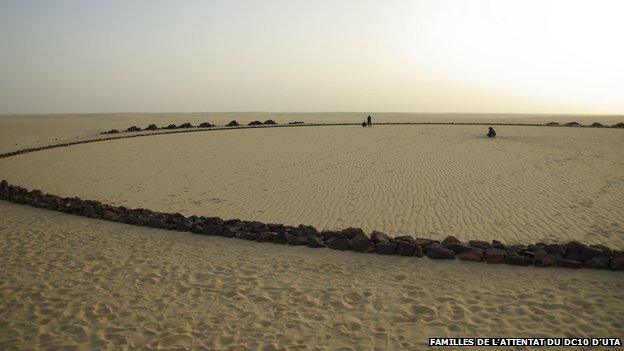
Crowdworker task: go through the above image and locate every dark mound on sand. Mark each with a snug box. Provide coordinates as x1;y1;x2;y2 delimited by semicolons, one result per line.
565;121;582;127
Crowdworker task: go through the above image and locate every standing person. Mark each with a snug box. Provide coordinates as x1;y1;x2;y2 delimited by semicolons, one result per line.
367;115;372;127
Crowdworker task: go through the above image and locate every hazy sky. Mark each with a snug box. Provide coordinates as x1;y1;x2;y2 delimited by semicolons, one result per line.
1;0;623;114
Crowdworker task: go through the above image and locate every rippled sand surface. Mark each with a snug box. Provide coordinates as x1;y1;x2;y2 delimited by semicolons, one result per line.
1;202;622;350
1;118;623;350
1;125;623;247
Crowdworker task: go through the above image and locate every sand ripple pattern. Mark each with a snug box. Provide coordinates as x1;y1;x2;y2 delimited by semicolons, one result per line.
0;125;623;248
1;203;623;350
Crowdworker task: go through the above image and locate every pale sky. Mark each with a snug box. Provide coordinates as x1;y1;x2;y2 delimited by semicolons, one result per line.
1;0;623;114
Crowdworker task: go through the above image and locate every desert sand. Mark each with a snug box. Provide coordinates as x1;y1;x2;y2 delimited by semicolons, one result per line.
1;114;623;350
1;123;623;247
1;202;623;350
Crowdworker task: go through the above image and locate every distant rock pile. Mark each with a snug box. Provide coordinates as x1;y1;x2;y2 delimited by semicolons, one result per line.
100;121;224;134
0;178;622;272
545;121;624;128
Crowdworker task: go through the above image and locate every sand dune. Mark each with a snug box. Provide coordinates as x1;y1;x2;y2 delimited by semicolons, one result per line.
1;124;622;247
1;202;622;350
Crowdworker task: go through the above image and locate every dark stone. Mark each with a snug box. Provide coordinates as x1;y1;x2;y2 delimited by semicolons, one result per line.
146;124;158;130
203;217;224;226
342;227;365;239
468;240;490;250
222;225;238;238
164;124;177;129
298;225;319;236
268;223;285;233
179;122;193;128
566;246;604;263
349;232;374;253
102;210;119;221
273;231;287;244
394;236;416;256
414;238;436;247
395;242;416;256
286;233;308;245
30;189;43;197
201;225;223;236
81;204;96;217
441;235;460;247
489;240;508;250
508;244;529;253
395;235;415;243
175;221;192;232
613;250;624;259
556;258;583;269
590;244;612;256
255;231;274;243
326;236;349;251
413;245;424;257
484;248;506;264
456;246;484;262
375;242;397;255
199;122;213;128
534;249;557;267
263;119;277;125
248;120;263;126
584;257;610;269
226;120;239;127
610;257;624;271
505;253;533;266
126;126;141;132
307;236;325;248
249;221;268;233
118;213;139;225
424;245;455;260
444;242;463;253
371;231;391;244
235;231;255;240
544;244;566;256
565;241;586;254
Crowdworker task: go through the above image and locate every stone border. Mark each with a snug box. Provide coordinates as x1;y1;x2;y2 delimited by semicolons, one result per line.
0;122;623;272
101;119;623;136
2;120;623;159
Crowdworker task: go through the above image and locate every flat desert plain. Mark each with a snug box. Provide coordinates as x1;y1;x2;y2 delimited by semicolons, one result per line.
1;115;623;350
